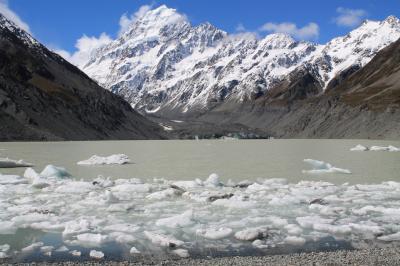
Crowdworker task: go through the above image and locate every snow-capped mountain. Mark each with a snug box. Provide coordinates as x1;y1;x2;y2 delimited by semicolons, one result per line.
80;5;400;117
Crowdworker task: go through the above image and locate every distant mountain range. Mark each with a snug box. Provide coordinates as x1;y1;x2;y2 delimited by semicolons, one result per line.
0;14;164;141
77;5;400;139
1;6;399;140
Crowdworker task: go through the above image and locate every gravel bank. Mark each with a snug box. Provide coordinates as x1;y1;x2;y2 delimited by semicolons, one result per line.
6;248;400;266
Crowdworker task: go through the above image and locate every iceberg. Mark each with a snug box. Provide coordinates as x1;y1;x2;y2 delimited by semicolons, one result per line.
144;231;184;247
0;158;33;168
302;159;351;174
350;144;368;151
370;145;400;152
77;154;130;165
89;250;104;259
40;165;71;178
196;227;233;240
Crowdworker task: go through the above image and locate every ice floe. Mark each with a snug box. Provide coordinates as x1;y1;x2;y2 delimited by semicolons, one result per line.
196;227;233;240
77;154;130;165
2;167;400;260
0;158;33;168
302;159;351;174
350;144;369;151
370;145;400;152
89;250;104;259
350;145;400;152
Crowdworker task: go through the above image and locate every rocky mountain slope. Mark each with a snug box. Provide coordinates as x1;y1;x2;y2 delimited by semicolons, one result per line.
81;6;400;122
0;14;164;141
196;38;400;139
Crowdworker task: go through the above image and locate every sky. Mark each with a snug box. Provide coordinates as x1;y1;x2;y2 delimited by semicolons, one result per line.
1;0;399;64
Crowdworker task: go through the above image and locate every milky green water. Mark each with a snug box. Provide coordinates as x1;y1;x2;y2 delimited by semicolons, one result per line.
1;139;399;185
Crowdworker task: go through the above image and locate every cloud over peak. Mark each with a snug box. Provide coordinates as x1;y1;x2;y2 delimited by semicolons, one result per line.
334;7;367;27
259;22;319;40
0;0;30;33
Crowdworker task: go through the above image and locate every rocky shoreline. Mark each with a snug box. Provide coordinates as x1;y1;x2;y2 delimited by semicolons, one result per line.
4;248;400;266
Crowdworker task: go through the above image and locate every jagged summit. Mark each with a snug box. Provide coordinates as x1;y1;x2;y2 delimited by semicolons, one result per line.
80;6;400;116
383;15;400;26
0;12;38;47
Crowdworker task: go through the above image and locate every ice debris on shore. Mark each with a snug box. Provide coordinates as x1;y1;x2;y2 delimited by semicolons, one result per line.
350;145;400;152
302;159;351;174
2;166;400;259
77;154;130;165
0;158;33;168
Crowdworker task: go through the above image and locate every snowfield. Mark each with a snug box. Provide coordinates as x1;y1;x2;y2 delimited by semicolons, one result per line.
1;165;400;260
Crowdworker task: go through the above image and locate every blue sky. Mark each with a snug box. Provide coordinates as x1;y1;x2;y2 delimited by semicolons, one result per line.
2;0;399;55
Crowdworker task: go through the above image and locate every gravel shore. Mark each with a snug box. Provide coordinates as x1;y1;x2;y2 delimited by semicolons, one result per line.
6;248;400;266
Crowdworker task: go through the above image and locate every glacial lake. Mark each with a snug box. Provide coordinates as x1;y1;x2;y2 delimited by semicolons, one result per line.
0;139;400;262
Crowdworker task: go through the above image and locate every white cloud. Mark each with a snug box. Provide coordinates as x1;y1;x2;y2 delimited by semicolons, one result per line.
119;4;152;36
334;7;367;27
259;22;319;40
54;33;112;67
235;23;246;32
0;0;30;33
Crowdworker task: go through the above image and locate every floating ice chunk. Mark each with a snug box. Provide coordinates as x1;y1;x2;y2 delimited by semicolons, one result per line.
104;190;119;204
130;247;140;254
21;242;44;253
234;227;268;241
63;219;91;237
378;232;400;241
92;176;115;188
55;181;93;193
0;244;10;258
370;145;400;152
172;180;203;189
204;173;222;187
196;227;233;240
89;249;104;259
111;184;151;193
0;244;10;253
285;224;303;235
144;231;184;247
40;165;70;179
155;210;194;228
302;159;351;174
55;246;69;252
350;144;368;151
103;223;140;234
313;223;352;235
388;145;400;152
78;154;130;166
0;158;33;168
70;250;81;256
0;174;26;185
212;198;256;209
108;232;136;243
172;249;189;258
146;188;183;200
40;245;54;255
76;233;108;246
284;236;306;246
0;221;17;234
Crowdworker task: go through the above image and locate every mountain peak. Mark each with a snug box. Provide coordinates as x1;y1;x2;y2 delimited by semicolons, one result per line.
120;5;189;38
383;15;400;26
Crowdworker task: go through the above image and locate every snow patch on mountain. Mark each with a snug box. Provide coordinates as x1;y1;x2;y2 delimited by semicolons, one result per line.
79;6;400;115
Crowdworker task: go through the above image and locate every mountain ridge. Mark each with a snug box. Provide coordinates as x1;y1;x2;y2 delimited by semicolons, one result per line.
80;6;400;122
0;13;164;141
